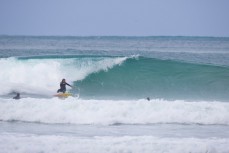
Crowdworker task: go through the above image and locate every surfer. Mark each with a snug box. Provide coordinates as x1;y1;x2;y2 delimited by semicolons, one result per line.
57;79;73;93
13;93;20;100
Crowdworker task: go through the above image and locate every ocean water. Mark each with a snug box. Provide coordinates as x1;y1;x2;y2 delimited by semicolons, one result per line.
0;36;229;153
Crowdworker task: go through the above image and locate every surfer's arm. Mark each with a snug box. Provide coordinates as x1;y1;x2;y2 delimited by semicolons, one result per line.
66;83;72;87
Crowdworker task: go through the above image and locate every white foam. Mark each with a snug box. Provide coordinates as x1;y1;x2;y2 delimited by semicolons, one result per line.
0;57;127;96
0;98;229;125
0;133;229;153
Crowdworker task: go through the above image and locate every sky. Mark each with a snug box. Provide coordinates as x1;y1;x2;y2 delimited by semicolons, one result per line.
0;0;229;37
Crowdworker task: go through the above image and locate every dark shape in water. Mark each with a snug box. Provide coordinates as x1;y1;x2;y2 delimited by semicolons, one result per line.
13;93;20;100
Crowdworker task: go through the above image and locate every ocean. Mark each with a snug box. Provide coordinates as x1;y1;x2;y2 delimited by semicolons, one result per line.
0;36;229;153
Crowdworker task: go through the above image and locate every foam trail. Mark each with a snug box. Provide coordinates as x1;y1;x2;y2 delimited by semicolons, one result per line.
0;98;229;125
1;133;229;153
0;57;127;96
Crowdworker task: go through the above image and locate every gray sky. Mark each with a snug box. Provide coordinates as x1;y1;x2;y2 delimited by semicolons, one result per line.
0;0;229;36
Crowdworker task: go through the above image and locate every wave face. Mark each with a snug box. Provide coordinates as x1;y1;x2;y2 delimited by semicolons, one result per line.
78;56;229;101
1;55;229;101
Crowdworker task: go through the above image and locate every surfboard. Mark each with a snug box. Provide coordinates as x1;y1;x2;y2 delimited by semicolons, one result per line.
54;93;72;98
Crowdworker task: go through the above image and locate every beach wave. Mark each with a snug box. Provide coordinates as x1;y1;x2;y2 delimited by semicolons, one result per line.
0;98;229;125
1;55;229;101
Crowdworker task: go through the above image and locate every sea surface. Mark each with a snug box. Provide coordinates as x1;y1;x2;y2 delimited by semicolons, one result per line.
0;36;229;153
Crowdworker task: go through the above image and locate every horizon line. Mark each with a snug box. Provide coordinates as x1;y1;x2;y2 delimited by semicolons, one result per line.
0;34;228;39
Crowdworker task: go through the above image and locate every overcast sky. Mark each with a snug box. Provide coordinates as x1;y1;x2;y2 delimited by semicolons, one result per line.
0;0;229;37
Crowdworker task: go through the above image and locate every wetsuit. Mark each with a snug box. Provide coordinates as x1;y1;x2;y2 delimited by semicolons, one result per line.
57;82;71;93
13;93;20;100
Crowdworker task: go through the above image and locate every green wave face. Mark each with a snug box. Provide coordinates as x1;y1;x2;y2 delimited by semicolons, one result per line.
76;57;229;101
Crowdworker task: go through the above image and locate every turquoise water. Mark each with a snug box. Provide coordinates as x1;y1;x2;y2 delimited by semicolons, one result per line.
76;56;229;101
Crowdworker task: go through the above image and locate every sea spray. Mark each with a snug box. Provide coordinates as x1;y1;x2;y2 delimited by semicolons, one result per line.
0;56;128;96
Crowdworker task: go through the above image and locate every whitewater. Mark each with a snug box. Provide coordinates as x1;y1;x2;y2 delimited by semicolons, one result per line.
0;36;229;153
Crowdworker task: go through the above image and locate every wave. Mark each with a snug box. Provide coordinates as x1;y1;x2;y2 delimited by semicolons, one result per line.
0;98;229;125
0;55;128;96
1;133;229;153
77;56;229;101
0;55;229;101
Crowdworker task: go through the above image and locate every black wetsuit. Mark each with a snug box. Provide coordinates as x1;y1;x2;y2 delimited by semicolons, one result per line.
57;82;71;93
13;93;20;100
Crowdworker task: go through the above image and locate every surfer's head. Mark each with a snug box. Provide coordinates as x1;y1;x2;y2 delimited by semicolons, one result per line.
62;79;66;82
